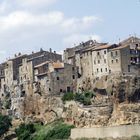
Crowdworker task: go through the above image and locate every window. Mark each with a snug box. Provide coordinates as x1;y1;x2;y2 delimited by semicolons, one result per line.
57;77;59;80
112;60;113;63
21;77;22;82
67;87;70;92
101;68;103;72
49;88;51;91
72;75;75;79
98;60;100;64
116;59;118;63
111;52;113;56
97;52;100;55
104;50;106;54
105;68;107;72
115;51;118;56
97;68;99;73
72;67;75;71
60;89;63;92
94;60;96;64
104;59;106;63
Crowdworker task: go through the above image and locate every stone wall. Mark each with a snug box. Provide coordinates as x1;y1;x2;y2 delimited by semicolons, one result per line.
71;125;140;139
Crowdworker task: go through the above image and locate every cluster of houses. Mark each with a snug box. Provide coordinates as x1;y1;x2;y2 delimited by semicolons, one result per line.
64;36;140;79
0;36;139;100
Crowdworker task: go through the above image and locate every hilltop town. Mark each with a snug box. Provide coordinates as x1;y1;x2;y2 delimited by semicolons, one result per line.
0;36;140;139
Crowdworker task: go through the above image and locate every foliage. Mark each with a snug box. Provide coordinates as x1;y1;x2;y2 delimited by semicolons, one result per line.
15;120;74;140
62;92;75;102
44;123;74;140
15;123;35;140
131;135;140;140
62;91;96;105
0;114;12;136
75;92;95;105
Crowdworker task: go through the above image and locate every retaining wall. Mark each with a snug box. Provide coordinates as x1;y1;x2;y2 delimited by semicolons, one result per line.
71;125;140;139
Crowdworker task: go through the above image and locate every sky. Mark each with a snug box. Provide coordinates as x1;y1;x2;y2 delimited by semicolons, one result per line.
0;0;140;62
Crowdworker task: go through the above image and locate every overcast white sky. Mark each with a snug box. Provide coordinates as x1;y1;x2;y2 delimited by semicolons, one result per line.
0;0;140;62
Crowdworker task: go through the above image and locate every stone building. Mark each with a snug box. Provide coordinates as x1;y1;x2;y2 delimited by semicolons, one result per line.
34;61;77;95
92;44;117;77
64;36;140;80
0;49;63;118
64;40;106;79
109;37;140;75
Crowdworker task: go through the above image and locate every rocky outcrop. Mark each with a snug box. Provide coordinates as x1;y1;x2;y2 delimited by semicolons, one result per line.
0;74;139;128
62;74;140;127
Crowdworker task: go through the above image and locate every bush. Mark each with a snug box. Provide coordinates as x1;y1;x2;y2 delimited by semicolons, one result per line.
0;114;12;136
15;123;35;140
75;92;95;105
15;120;74;140
83;97;91;105
62;92;75;102
131;135;140;140
44;123;74;139
62;91;96;105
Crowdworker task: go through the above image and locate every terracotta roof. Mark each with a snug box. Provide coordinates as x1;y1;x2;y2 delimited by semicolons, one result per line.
52;62;64;69
111;45;129;51
34;61;50;68
93;44;111;51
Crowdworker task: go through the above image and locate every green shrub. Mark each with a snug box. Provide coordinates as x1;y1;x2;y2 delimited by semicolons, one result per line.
32;121;74;140
44;123;74;140
83;97;91;105
75;92;95;105
62;92;75;102
15;123;35;140
131;135;140;140
0;114;12;136
62;91;95;105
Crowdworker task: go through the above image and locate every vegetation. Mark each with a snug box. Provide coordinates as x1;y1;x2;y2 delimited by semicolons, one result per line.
131;135;140;140
0;114;12;136
62;92;75;102
15;120;74;140
15;123;35;140
62;91;96;105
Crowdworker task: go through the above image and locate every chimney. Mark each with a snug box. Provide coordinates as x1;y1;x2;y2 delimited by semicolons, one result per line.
49;48;52;53
40;48;43;52
54;51;56;54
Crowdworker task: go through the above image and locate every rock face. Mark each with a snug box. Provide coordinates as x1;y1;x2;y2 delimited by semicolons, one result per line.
62;74;140;127
19;94;64;124
0;74;140;127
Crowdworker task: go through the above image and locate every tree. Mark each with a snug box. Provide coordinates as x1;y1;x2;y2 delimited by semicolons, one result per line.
0;114;12;136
